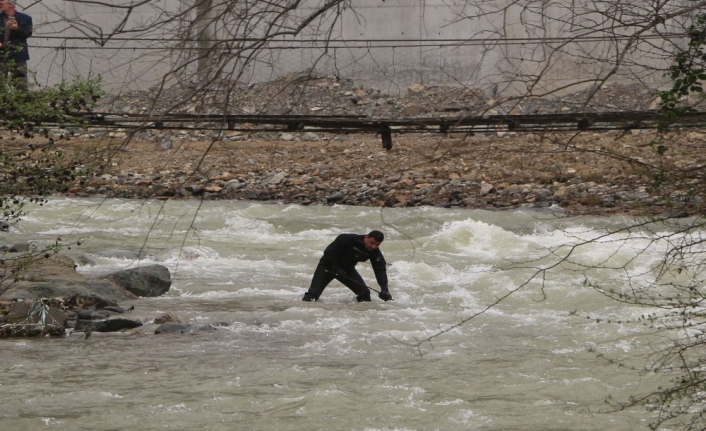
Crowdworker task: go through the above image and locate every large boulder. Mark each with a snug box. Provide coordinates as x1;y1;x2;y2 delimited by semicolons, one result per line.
0;255;136;303
101;265;171;297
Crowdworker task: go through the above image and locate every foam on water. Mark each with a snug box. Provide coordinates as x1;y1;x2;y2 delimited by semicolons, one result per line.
426;218;528;258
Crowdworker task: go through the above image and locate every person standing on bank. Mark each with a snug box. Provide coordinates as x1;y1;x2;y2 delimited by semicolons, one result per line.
303;230;393;302
0;0;31;91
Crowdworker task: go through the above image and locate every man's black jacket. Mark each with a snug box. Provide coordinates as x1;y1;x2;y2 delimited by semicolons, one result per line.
0;11;32;62
319;233;388;287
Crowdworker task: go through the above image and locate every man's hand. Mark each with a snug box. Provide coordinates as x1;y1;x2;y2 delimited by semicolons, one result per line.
379;287;392;301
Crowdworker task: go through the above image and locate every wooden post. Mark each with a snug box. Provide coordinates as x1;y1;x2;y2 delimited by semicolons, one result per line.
381;126;392;150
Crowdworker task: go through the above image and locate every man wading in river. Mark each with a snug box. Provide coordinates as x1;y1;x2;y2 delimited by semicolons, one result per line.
303;230;393;302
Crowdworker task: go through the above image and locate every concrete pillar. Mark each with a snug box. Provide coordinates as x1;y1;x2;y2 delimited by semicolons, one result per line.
195;0;216;82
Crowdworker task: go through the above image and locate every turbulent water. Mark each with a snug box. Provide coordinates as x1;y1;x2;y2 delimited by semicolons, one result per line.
1;198;677;430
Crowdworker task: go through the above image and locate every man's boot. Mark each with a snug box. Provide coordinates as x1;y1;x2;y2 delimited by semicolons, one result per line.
356;294;371;302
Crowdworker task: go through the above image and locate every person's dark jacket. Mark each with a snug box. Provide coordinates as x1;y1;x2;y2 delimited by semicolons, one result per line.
0;11;32;61
320;233;388;287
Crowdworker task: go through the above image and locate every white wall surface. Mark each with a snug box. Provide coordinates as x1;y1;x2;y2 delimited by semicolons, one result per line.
20;0;689;95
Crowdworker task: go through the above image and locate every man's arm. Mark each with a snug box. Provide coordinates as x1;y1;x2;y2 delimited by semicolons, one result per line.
13;13;31;39
370;250;391;300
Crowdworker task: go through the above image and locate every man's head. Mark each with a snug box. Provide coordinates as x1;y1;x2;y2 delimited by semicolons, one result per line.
363;230;384;251
1;1;16;14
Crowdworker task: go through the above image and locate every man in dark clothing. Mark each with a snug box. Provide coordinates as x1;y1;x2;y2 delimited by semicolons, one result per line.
0;0;31;91
303;230;393;302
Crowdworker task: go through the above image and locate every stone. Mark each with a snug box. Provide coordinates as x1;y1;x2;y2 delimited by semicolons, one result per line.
479;183;495;196
402;105;424;117
533;188;552;199
648;97;661;109
601;197;616;207
407;83;426;95
206;170;221;180
504;184;521;194
553;187;570;200
326;192;345;202
94;318;142;332
78;318;143;333
579;195;602;206
184;184;203;193
266;172;287;184
226;180;245;190
8;243;29;252
101;265;171;297
614;191;633;201
226;132;248;141
302;132;320;142
550;162;567;175
462;171;481;182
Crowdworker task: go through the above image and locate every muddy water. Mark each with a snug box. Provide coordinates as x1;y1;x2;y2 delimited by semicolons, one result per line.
1;198;667;430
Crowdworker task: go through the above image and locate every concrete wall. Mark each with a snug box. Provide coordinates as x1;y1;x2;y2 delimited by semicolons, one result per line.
21;0;690;95
28;0;181;92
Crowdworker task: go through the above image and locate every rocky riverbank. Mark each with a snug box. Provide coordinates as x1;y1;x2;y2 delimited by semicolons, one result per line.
52;128;703;217
0;253;172;337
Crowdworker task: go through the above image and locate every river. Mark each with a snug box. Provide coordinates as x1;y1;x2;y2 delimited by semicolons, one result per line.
0;197;672;430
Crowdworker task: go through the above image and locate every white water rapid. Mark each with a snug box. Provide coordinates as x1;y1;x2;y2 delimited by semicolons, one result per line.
1;198;680;430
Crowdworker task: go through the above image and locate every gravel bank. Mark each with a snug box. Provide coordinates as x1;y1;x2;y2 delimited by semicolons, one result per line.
52;128;704;218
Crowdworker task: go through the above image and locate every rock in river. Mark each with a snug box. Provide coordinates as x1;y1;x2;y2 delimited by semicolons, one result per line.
100;264;172;297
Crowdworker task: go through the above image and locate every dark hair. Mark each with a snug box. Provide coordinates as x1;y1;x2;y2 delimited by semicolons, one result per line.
367;230;384;242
